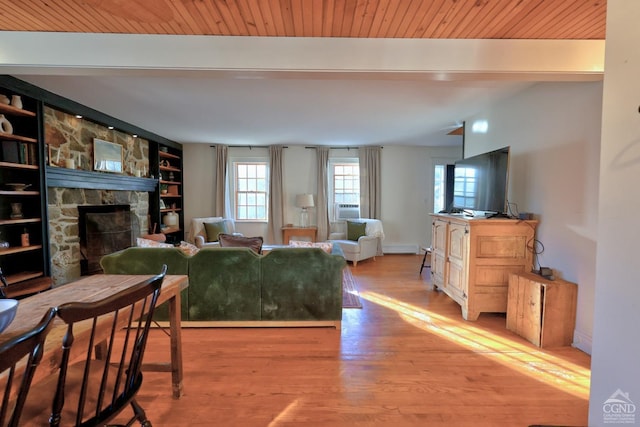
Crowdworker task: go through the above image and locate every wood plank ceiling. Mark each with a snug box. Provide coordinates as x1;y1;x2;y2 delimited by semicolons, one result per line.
0;0;606;39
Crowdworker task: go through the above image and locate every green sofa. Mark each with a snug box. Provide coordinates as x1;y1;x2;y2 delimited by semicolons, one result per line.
100;246;346;328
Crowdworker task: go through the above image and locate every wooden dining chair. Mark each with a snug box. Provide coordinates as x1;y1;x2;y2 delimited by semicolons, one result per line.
0;307;57;427
20;265;167;427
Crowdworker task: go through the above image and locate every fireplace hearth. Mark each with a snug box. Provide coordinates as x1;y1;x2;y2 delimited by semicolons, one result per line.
78;205;133;275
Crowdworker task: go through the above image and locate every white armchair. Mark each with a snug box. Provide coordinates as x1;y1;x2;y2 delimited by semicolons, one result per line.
329;219;384;266
189;217;240;248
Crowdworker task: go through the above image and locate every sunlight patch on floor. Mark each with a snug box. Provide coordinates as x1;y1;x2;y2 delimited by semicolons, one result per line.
358;290;590;399
268;399;301;426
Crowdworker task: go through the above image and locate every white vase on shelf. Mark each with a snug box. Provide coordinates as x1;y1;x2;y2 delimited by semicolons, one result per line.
10;95;22;109
0;114;13;134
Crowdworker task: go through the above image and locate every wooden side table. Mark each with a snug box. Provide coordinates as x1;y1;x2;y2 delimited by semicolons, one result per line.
282;226;317;244
506;272;577;348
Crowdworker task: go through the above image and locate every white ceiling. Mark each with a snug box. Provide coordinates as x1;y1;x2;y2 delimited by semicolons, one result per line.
18;72;531;147
2;34;604;148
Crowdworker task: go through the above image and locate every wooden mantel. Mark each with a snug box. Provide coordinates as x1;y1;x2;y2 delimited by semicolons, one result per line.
46;166;158;192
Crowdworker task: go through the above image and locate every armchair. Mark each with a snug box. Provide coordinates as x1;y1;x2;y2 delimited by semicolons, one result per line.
189;217;241;248
329;218;384;266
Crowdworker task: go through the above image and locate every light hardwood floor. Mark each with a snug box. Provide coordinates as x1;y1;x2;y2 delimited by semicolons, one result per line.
122;254;590;426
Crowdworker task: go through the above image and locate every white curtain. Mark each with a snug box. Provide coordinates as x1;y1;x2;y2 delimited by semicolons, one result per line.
267;145;285;244
359;146;382;219
316;147;330;241
214;144;228;217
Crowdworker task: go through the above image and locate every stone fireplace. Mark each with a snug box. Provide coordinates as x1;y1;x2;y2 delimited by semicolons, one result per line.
47;187;148;285
78;204;133;275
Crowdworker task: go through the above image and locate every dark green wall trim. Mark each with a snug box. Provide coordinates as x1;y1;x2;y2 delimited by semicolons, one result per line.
46;166;158;192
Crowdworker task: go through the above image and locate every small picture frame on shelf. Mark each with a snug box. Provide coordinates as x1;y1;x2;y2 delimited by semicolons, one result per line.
160;199;166;209
93;138;123;173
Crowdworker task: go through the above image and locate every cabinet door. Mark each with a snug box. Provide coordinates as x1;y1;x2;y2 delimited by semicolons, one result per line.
446;223;468;301
508;276;543;347
431;219;448;287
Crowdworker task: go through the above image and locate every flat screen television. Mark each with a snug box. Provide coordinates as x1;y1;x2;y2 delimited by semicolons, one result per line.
453;146;510;214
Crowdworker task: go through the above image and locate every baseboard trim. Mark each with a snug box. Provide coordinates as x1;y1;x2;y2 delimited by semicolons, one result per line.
572;329;592;354
154;320;341;329
382;244;420;254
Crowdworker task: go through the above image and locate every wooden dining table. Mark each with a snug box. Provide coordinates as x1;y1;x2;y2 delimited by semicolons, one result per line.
0;274;189;399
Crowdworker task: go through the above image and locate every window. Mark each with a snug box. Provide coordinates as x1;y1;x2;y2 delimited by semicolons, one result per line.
234;162;268;221
332;161;360;205
453;166;477;209
433;164;446;213
328;159;360;220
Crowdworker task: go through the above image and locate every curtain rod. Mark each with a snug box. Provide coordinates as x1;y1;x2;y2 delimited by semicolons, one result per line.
304;146;383;150
210;145;288;149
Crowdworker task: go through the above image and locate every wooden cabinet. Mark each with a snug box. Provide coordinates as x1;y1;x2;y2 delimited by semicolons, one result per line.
507;272;577;347
0;86;51;297
151;146;184;242
430;214;537;321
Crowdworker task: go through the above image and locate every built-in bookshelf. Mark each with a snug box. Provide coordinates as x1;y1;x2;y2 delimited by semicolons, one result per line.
0;85;51;297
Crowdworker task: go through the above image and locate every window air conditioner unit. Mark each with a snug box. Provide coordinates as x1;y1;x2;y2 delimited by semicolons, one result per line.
335;203;360;220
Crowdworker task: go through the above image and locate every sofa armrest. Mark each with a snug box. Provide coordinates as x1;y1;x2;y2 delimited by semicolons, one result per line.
196;235;227;248
358;235;378;243
329;232;346;240
195;235;206;248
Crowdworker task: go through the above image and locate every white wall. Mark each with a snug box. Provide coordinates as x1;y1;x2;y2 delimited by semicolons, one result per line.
182;143;460;250
589;2;640;424
464;81;603;355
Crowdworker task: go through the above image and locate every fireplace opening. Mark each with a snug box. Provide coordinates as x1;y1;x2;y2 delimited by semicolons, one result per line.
78;205;134;275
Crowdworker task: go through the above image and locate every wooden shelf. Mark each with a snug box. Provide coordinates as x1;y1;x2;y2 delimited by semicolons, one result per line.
159;180;181;185
0;218;42;225
0;131;38;143
159;151;180;160
160;193;181;198
160;227;181;234
159;165;181;172
5;271;44;285
160;208;182;213
0;161;39;170
0;244;43;255
3;275;51;298
0;103;36;117
0;190;40;196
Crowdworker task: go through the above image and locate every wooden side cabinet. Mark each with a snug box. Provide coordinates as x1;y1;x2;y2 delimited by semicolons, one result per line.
430;214;537;321
506;272;577;348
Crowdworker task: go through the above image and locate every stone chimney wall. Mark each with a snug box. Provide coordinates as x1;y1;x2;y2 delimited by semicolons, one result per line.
44;107;152;286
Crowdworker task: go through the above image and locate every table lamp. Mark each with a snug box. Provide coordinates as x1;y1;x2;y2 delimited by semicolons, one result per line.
295;194;314;228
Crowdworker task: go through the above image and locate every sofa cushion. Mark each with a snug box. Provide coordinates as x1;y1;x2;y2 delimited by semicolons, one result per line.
347;221;367;241
203;221;227;242
289;240;333;254
178;240;200;256
218;233;263;254
100;247;190;321
136;237;173;248
188;248;261;321
261;248;345;321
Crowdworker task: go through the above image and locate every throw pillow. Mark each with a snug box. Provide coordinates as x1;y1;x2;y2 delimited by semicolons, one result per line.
203;221;227;242
218;233;263;254
136;237;173;248
289;240;333;254
178;241;199;256
346;221;367;241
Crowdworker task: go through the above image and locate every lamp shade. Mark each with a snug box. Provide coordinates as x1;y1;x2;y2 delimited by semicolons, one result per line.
295;194;315;208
